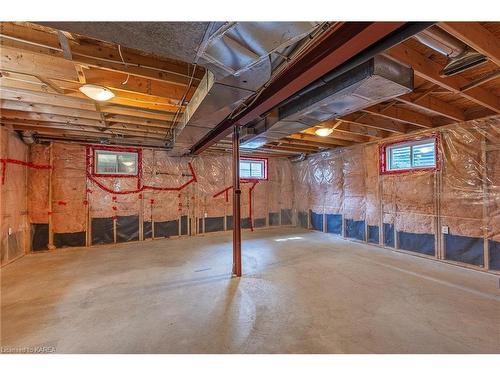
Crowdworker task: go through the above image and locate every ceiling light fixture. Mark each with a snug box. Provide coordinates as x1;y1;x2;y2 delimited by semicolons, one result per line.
315;127;333;137
79;84;115;101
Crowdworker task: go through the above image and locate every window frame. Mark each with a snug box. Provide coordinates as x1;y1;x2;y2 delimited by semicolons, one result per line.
239;157;268;181
380;134;440;175
91;145;142;178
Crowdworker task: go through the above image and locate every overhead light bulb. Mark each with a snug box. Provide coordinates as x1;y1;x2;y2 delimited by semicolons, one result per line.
314;127;333;137
79;84;115;101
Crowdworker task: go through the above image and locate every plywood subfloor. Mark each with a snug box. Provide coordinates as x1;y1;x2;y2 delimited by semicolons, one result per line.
1;228;499;353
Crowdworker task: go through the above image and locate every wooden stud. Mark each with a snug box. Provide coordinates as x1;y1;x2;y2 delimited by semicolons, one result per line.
48;142;55;250
481;137;490;270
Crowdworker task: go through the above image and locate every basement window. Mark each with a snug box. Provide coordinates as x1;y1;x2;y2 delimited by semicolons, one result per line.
381;136;438;174
94;149;138;176
239;157;268;180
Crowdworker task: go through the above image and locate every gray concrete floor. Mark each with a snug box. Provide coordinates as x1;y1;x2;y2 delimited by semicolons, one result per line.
1;227;499;353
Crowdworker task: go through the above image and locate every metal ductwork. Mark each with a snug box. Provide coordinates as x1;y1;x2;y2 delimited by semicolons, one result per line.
171;22;321;155
289;153;307;163
414;26;488;77
18;131;36;145
40;22;321;155
240;54;413;149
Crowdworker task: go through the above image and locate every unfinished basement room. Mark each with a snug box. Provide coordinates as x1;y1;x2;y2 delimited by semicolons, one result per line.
1;12;500;361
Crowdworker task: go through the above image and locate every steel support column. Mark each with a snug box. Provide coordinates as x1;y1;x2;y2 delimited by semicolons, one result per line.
232;125;242;277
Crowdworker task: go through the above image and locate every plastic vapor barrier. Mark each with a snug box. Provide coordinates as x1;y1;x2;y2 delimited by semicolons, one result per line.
293;116;500;272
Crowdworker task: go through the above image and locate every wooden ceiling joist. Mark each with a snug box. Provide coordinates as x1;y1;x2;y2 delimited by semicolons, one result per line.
309;121;374;142
396;92;467;122
3;121;168;141
0;75;183;113
341;113;410;134
0;86;177;123
362;104;434;128
386;43;500;113
287;133;353;147
0;22;205;87
2;116;170;137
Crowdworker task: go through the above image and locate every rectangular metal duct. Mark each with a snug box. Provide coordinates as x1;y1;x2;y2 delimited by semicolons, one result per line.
240;55;413;149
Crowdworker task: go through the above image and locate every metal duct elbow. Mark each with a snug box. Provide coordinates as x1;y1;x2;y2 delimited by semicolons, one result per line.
414;26;487;77
289;153;306;163
19;131;35;145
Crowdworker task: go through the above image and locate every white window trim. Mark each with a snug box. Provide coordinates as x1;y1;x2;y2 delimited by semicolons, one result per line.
386;138;436;172
94;149;138;176
239;158;267;180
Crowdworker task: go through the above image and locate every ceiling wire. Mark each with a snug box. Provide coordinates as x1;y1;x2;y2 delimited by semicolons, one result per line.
118;44;130;85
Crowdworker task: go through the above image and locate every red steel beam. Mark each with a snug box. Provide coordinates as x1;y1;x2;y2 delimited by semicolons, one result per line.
191;22;405;155
232;125;242;277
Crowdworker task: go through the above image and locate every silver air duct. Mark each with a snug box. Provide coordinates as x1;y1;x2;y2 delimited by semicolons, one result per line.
414;26;487;77
241;55;413;149
19;131;36;145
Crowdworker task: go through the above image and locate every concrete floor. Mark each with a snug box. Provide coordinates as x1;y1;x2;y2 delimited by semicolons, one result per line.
1;227;499;353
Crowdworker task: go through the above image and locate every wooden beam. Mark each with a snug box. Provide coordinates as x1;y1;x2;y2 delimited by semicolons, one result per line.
309;121;374;142
287;133;353;146
439;22;500;66
24;133;166;148
264;144;314;154
270;141;319;152
0;23;204;86
386;43;500;113
396;92;466;122
1;45;79;81
362;104;434;128
341;113;410;134
2;119;168;140
0;99;175;128
334;122;390;139
1;74;182;113
0;86;178;123
281;137;340;149
0;109;171;134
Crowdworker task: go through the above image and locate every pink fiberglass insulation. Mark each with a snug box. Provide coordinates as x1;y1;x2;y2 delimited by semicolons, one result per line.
343;147;366;221
293;116;500;268
440;125;484;238
487;147;500;241
28;144;50;224
23;143;293;244
364;144;380;226
52;143;86;233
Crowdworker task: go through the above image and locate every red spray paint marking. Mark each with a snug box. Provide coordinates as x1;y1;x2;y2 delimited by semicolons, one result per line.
212;179;259;232
1;158;51;185
85;146;197;194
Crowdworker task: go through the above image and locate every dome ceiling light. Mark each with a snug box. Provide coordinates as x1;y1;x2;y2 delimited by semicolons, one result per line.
79;84;115;101
314;127;334;137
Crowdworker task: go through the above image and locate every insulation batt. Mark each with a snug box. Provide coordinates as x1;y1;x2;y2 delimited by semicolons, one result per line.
293;116;500;247
25;146;294;240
